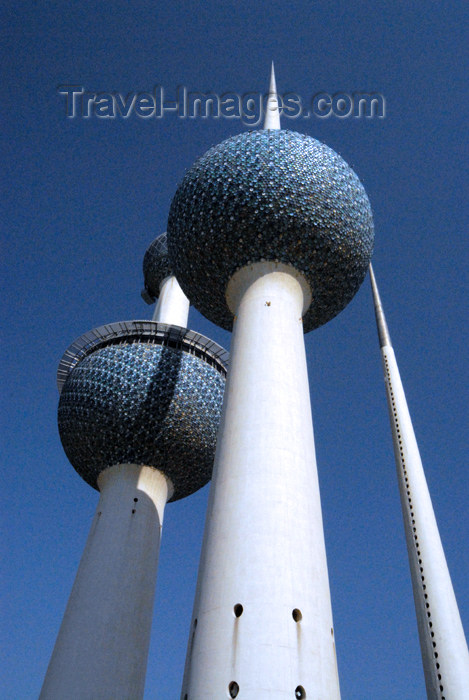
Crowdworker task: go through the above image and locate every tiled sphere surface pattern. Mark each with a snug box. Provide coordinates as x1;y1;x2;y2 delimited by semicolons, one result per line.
168;129;374;332
142;232;173;300
58;342;225;501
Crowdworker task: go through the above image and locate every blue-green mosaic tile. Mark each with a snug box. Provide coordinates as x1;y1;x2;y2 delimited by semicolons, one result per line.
167;129;374;332
58;342;225;501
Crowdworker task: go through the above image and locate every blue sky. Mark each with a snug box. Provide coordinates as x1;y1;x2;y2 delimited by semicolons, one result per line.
2;1;467;697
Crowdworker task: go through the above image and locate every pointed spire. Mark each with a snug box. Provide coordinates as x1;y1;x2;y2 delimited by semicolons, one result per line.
369;264;392;348
263;62;281;130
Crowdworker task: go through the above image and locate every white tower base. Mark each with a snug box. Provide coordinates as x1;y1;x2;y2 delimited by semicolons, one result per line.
153;275;190;327
40;464;172;700
181;263;341;700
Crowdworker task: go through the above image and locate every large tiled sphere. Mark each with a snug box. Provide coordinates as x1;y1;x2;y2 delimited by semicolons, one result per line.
142;232;172;301
167;129;374;332
58;342;225;501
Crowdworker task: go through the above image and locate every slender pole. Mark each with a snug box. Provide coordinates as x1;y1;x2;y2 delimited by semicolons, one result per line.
370;265;469;700
40;464;172;700
181;262;340;700
264;61;281;129
152;275;190;327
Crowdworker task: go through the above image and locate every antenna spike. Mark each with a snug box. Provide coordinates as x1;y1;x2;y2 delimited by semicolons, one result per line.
369;264;392;348
263;62;281;130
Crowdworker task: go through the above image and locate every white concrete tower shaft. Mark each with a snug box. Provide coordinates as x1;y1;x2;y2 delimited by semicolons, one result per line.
152;275;190;326
370;265;469;700
40;465;173;700
181;263;340;700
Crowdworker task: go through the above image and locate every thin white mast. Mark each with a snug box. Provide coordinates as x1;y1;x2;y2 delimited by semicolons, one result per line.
370;264;469;700
263;61;281;129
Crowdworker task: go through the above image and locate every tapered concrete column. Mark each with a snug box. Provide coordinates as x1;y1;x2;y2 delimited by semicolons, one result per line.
40;464;173;700
382;347;469;699
152;275;190;327
181;263;341;700
370;266;469;700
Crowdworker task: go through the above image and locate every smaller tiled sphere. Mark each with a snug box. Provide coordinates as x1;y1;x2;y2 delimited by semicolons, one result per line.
142;233;172;301
58;341;225;501
167;129;374;332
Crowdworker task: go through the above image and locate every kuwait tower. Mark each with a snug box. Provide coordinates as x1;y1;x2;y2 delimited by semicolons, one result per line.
370;265;469;700
40;233;227;700
167;66;374;699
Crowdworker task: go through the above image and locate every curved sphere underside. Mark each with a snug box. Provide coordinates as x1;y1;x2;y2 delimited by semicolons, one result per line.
168;129;374;332
58;342;225;501
142;232;173;300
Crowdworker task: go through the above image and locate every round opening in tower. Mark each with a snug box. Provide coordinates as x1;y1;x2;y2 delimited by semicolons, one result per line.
167;129;374;333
